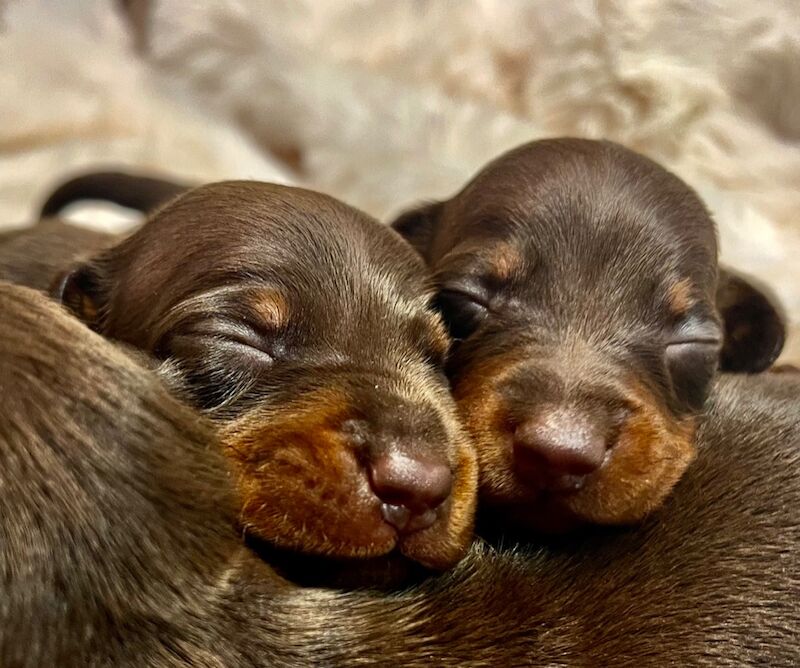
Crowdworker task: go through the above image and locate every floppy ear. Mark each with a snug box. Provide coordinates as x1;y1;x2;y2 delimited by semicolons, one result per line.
716;267;785;373
390;201;444;261
50;262;107;331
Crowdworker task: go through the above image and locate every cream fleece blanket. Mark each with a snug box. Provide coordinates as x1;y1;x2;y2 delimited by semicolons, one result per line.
2;0;799;362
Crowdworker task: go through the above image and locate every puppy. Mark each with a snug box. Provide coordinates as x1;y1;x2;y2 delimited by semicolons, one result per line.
337;371;800;666
391;138;785;531
2;282;797;666
49;182;478;571
37;162;786;535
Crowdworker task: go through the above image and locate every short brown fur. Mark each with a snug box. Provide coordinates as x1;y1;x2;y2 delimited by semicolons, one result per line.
49;181;478;572
393;138;785;531
1;282;797;666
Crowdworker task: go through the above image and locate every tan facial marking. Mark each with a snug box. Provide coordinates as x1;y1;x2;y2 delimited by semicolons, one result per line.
667;278;696;317
452;352;532;504
487;242;524;282
219;388;392;558
454;359;696;529
218;383;477;569
426;314;452;361
249;290;289;328
561;386;696;525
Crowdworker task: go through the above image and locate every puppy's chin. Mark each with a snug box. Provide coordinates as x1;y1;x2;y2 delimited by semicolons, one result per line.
220;413;400;560
552;402;697;526
249;540;436;590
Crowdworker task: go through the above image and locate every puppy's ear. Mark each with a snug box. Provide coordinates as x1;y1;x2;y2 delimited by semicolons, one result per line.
716;267;785;373
390;202;443;260
51;262;106;330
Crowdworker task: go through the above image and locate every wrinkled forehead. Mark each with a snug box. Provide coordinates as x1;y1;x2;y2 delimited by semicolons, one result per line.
115;183;436;329
438;141;718;289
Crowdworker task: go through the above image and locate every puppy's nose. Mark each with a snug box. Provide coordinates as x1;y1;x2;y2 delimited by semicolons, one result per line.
513;408;608;481
368;452;452;533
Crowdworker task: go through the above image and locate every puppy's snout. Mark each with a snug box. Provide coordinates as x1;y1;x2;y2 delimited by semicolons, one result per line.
513;408;609;487
368;452;452;533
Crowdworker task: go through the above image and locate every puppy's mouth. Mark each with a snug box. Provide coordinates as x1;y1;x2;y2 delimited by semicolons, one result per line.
250;539;436;590
230;447;447;562
523;473;590;495
381;502;440;533
238;479;458;571
216;394;476;572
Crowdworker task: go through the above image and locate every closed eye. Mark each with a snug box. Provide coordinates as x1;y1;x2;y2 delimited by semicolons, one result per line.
182;319;278;358
666;338;721;351
166;347;260;412
435;286;490;341
157;323;275;412
664;320;722;412
666;318;722;346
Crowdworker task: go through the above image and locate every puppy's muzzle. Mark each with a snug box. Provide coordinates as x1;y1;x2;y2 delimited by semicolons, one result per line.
343;408;455;534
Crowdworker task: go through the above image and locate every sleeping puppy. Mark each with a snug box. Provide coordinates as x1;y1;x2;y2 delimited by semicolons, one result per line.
47;181;477;571
391;138;785;532
37;162;785;536
2;282;798;666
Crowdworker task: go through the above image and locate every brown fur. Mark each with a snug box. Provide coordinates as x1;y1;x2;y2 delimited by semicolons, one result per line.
392;138;786;531
0;218;118;291
1;282;797;666
220;387;472;568
667;276;697;316
42;182;477;571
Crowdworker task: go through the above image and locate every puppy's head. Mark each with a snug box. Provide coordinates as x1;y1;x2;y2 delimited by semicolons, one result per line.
56;182;477;570
393;138;784;531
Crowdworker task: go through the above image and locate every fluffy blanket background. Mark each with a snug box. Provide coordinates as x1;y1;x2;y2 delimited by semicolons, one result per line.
2;0;799;362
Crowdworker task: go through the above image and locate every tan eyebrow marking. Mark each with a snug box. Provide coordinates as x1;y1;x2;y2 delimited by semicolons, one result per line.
426;313;452;361
667;278;697;316
249;290;290;328
486;242;523;282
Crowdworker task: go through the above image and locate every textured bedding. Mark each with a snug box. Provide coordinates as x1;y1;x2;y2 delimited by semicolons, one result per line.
2;0;799;361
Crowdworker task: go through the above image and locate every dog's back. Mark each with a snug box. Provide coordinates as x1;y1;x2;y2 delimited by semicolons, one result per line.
0;283;275;666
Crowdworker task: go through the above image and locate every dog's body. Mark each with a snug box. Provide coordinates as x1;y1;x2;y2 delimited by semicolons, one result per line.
1;282;797;666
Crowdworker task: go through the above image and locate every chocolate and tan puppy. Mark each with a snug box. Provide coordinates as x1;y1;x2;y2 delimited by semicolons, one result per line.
2;282;797;666
38;182;478;571
391;138;785;531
